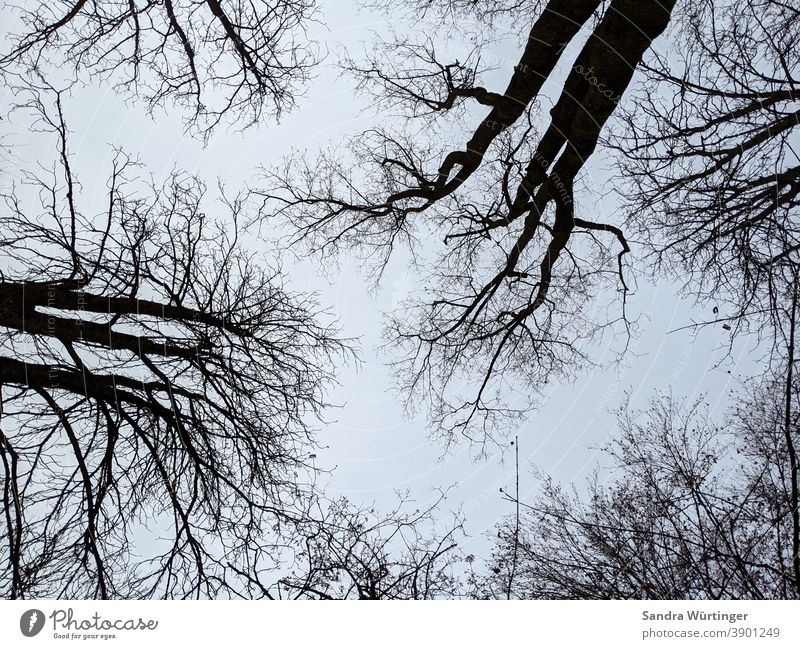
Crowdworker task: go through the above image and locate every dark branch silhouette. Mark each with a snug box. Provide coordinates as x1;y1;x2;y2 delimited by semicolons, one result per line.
613;0;800;340
475;388;800;599
0;0;319;135
0;84;346;598
260;0;676;445
263;492;464;599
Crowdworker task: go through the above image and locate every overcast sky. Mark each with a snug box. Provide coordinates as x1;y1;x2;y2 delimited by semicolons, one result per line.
0;0;763;558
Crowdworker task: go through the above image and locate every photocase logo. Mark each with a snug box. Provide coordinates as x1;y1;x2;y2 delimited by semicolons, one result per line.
20;609;45;637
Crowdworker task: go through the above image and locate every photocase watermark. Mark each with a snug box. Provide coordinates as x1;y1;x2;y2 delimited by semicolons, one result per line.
529;149;572;207
43;280;88;389
17;607;159;641
573;64;622;104
20;609;46;637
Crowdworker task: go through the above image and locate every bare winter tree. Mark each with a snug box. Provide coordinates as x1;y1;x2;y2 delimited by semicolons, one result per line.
473;385;800;599
260;0;677;445
612;0;800;340
0;84;347;598
259;492;464;599
0;0;319;134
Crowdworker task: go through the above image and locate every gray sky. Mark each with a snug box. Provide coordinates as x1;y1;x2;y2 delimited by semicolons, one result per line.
0;0;763;558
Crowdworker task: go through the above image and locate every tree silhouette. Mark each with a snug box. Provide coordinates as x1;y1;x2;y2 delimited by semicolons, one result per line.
0;0;319;135
475;388;800;599
0;85;346;598
260;0;677;445
613;0;800;339
265;492;464;599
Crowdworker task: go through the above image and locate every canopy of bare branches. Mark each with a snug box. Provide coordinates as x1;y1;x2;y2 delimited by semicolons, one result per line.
0;0;320;135
476;387;800;599
0;84;346;598
0;0;798;603
260;0;678;445
613;0;800;339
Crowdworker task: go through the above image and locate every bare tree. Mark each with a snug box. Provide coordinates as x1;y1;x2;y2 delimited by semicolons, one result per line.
260;0;677;446
0;84;347;598
473;388;800;599
0;0;320;134
612;0;800;339
259;492;464;599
